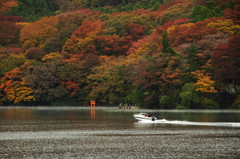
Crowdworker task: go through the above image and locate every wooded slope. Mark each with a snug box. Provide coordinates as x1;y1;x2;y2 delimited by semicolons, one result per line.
0;0;239;109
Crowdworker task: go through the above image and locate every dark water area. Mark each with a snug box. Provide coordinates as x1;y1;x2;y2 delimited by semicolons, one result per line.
0;107;240;159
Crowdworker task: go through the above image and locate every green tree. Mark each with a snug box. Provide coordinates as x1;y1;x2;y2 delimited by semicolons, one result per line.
183;44;198;83
125;86;144;106
7;0;55;22
159;95;176;109
151;1;161;12
189;5;209;22
206;1;217;10
226;0;235;10
118;0;127;12
207;9;218;18
179;82;201;109
187;44;198;72
162;31;177;55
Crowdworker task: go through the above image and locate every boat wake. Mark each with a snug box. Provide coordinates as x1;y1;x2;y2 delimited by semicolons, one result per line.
138;119;240;127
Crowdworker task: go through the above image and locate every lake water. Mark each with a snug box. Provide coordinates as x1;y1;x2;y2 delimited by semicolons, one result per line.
1;107;240;159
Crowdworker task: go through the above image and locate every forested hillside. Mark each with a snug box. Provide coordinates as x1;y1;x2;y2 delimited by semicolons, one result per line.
0;0;239;108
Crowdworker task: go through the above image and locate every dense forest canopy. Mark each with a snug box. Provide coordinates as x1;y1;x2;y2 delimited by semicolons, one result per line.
0;0;240;109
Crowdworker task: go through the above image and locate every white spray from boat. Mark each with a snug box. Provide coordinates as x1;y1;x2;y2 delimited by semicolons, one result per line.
138;119;240;127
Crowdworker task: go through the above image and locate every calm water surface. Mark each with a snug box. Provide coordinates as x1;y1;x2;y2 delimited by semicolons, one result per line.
0;107;240;159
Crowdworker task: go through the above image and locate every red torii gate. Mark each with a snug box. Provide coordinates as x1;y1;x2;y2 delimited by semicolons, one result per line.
90;100;96;108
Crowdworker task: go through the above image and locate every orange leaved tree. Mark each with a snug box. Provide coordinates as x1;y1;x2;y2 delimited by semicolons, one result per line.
0;68;35;105
20;16;58;49
0;0;18;14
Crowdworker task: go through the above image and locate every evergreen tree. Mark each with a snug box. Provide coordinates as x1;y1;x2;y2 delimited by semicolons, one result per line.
151;1;161;12
162;31;177;55
189;5;210;22
207;9;218;18
190;1;235;22
226;1;235;10
120;0;127;7
219;1;235;14
126;4;134;12
206;1;217;10
6;0;55;22
187;44;198;72
183;44;198;83
158;0;164;4
195;15;204;22
25;14;37;22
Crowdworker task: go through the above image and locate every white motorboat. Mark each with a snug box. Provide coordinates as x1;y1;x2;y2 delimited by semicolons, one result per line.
133;113;157;121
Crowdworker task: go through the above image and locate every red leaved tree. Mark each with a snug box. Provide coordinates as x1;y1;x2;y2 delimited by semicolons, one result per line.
223;5;240;24
96;35;131;56
168;18;218;47
73;20;104;38
0;21;20;46
212;35;240;86
123;23;147;42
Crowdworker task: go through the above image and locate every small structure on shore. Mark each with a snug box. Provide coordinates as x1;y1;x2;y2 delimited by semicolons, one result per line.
119;103;139;109
90;100;96;108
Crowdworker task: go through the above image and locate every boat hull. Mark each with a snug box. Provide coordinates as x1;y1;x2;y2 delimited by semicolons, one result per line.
133;115;152;121
133;113;157;121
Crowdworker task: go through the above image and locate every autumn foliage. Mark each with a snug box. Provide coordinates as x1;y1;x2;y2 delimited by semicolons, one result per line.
0;0;18;14
0;68;35;104
0;0;239;108
20;16;59;49
212;35;240;86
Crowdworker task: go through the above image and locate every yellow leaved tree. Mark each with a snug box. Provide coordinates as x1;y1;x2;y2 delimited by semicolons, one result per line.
207;19;240;36
42;52;62;61
192;70;217;93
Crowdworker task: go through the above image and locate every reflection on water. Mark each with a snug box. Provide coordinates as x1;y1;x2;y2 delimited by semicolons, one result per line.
0;107;240;159
1;107;33;119
90;109;96;119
